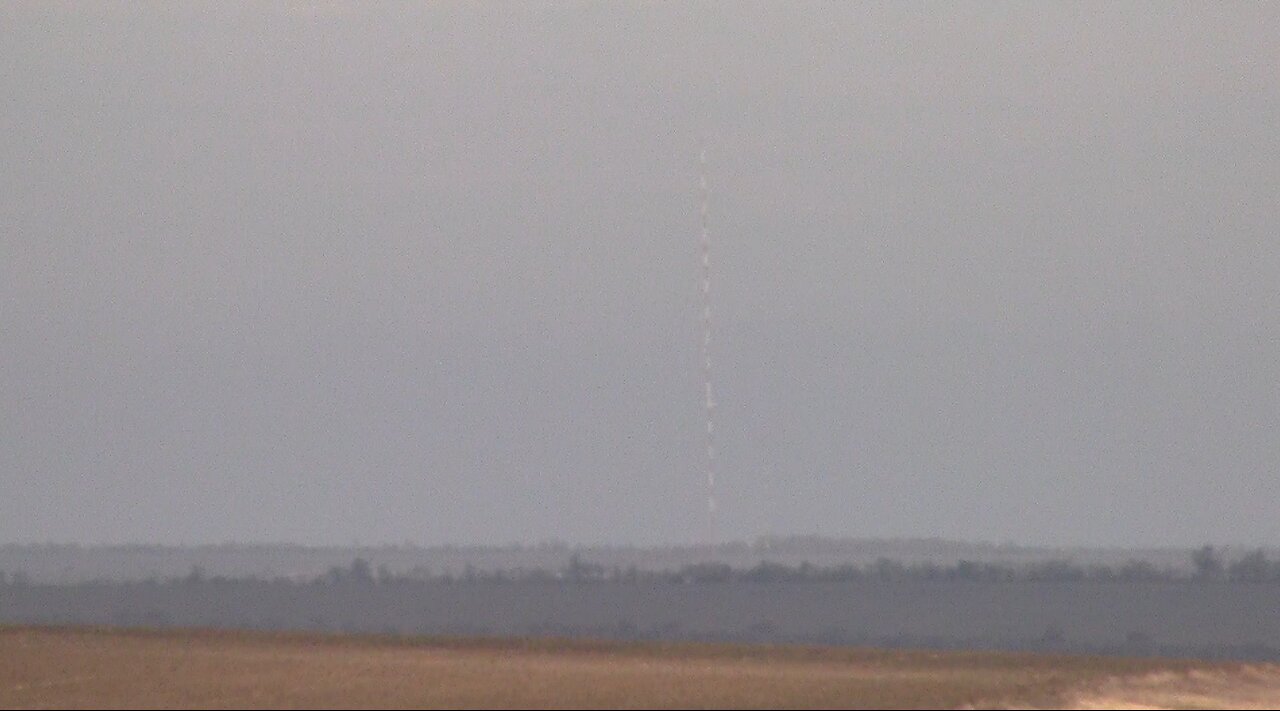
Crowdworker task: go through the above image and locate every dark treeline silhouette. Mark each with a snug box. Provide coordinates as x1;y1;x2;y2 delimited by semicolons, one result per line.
5;545;1280;662
4;544;1278;588
0;537;1219;585
265;545;1279;586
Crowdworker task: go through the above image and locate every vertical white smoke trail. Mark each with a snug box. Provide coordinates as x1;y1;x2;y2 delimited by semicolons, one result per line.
698;146;718;544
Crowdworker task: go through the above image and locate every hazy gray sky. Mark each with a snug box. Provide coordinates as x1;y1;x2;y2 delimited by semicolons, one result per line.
3;1;1278;546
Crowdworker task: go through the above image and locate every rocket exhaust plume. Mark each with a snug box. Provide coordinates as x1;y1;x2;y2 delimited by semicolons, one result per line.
697;146;718;544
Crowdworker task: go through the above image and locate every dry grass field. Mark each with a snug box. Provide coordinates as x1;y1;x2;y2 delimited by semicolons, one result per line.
2;626;1277;709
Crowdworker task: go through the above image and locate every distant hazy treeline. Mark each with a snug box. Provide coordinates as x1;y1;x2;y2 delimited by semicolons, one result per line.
0;538;1230;584
2;545;1274;587
6;551;1280;662
106;545;1280;587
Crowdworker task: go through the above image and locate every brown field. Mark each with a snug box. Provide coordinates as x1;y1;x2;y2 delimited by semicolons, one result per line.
2;626;1278;709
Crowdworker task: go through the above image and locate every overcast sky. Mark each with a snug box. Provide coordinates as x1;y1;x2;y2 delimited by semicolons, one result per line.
3;1;1278;547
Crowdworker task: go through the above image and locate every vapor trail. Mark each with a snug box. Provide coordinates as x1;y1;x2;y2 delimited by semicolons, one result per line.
698;146;718;544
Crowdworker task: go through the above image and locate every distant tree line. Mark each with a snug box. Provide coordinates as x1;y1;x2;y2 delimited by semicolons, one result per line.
8;546;1280;662
545;546;1280;585
8;545;1269;589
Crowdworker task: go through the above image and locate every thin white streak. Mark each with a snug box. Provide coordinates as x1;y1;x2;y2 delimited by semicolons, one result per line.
698;145;718;544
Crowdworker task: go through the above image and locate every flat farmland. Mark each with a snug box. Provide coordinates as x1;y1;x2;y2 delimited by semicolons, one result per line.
1;626;1277;709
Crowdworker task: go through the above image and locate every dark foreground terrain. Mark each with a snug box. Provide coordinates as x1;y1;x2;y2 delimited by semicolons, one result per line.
6;575;1280;660
4;626;1277;709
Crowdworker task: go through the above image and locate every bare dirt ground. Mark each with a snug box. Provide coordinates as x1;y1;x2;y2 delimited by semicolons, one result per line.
1;626;1275;709
1050;665;1280;710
